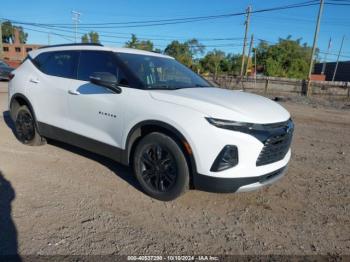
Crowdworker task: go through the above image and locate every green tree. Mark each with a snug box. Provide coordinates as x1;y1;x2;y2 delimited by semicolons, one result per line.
154;48;163;54
200;49;225;79
124;34;154;51
81;31;100;44
221;53;242;76
164;39;204;68
18;28;28;44
81;34;89;43
164;40;192;66
256;36;315;79
186;38;205;57
1;21;28;43
1;21;14;43
125;34;138;48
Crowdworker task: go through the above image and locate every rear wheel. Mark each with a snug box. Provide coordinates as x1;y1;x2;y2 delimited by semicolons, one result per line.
14;105;46;146
133;132;189;201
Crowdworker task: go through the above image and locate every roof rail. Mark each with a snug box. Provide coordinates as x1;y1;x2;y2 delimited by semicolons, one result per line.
38;43;103;49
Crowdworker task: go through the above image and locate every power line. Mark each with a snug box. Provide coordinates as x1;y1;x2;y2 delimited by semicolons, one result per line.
9;1;318;26
319;51;350;59
0;1;322;30
22;27;75;41
3;0;349;60
253;13;350;26
12;21;245;42
21;25;244;49
325;1;350;5
47;27;244;42
257;38;350;59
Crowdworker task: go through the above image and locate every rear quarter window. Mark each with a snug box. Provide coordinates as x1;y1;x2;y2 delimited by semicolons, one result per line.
33;51;79;79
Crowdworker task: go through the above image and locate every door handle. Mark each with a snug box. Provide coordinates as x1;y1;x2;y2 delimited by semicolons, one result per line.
68;90;80;95
29;78;40;84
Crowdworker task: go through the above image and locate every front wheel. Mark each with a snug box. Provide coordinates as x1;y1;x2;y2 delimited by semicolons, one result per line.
133;132;190;201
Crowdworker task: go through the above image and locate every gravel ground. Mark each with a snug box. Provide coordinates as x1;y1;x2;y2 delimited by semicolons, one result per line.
0;81;349;257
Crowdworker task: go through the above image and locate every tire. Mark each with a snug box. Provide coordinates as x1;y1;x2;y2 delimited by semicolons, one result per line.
133;132;190;201
13;105;46;146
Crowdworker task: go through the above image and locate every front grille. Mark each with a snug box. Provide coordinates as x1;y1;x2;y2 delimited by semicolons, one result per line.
256;120;294;166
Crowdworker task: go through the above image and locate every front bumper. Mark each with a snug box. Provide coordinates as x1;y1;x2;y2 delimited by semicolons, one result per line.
187;116;293;179
193;165;288;193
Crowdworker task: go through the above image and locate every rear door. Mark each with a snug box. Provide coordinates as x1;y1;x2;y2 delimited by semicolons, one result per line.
27;50;79;129
66;50;128;148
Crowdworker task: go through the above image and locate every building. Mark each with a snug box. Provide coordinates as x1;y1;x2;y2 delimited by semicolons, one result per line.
314;61;350;82
310;74;326;81
2;29;42;68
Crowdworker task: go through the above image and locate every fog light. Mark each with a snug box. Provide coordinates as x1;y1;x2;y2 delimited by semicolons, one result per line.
210;145;239;172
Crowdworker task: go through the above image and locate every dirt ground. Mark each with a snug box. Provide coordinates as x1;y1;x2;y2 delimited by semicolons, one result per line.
0;81;349;257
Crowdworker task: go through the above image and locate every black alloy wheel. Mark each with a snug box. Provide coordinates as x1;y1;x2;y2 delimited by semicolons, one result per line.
140;144;177;192
15;109;35;143
133;132;190;201
13;105;46;146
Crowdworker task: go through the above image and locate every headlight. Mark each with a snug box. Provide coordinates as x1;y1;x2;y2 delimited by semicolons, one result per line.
206;117;254;132
206;117;294;144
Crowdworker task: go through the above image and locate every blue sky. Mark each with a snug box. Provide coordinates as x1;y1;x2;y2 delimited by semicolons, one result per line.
1;0;350;61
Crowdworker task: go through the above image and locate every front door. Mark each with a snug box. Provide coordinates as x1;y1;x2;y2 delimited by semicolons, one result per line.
66;50;128;149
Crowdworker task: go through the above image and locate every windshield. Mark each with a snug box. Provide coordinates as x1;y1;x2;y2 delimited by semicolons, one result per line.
115;52;211;90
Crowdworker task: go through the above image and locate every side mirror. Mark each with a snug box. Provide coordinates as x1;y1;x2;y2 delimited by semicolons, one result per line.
89;72;122;94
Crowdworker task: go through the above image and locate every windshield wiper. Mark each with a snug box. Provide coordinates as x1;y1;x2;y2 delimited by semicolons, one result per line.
147;85;181;90
147;84;211;90
193;84;211;87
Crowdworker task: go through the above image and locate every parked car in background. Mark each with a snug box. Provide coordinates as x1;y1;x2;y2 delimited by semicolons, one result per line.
0;60;14;80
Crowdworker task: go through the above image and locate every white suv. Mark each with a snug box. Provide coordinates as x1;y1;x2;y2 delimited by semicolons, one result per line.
8;44;294;201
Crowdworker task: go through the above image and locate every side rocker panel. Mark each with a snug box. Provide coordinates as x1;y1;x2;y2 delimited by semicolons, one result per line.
38;122;125;164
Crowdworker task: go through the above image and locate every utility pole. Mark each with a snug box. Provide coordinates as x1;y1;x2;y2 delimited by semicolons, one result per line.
306;0;324;96
254;45;257;88
240;6;252;78
321;37;331;75
245;34;254;76
0;20;3;60
332;35;345;82
72;11;81;43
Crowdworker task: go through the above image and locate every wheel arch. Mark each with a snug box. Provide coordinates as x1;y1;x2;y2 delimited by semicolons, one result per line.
124;120;198;187
9;93;39;129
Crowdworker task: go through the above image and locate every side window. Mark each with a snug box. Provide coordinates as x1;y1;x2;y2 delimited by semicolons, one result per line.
33;51;79;79
77;51;128;86
33;52;50;70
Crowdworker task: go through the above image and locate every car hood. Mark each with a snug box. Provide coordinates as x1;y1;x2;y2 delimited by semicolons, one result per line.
149;87;290;124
